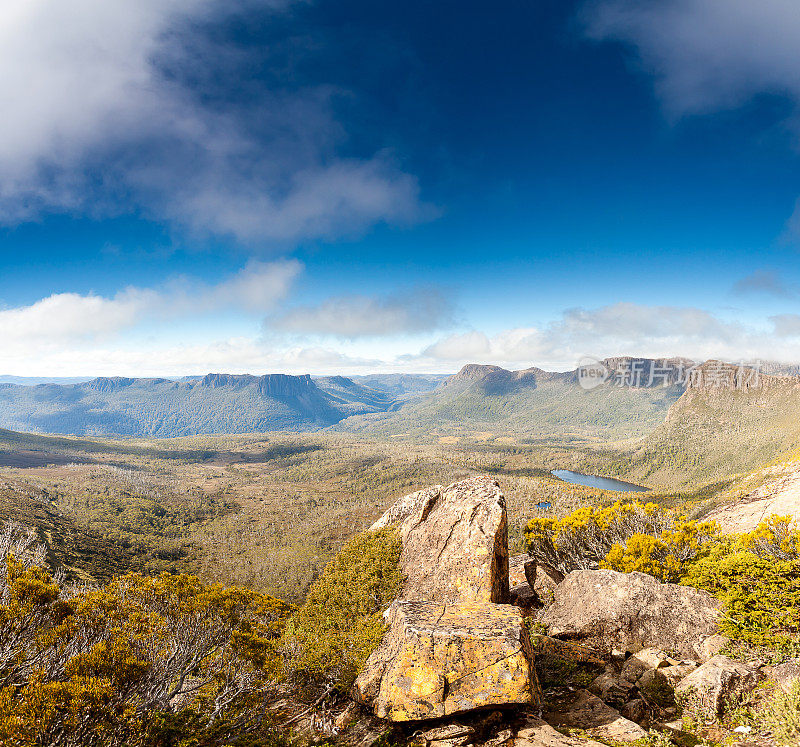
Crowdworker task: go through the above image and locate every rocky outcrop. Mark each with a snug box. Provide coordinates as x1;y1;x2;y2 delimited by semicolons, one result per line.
370;486;442;531
399;476;509;605
356;477;538;722
541;569;720;660
674;655;760;720
354;601;538;721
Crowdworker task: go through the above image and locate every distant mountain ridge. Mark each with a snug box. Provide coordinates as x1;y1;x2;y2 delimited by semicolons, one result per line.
337;359;691;440
0;373;396;437
3;358;799;441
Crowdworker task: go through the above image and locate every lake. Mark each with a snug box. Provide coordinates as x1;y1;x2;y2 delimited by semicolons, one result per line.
551;469;648;493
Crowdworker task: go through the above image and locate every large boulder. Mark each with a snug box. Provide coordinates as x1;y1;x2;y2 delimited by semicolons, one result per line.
370;486;442;531
399;476;509;604
354;601;539;721
674;655;760;720
541;570;720;660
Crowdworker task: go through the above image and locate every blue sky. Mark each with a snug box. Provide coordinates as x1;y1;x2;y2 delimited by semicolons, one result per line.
3;0;800;376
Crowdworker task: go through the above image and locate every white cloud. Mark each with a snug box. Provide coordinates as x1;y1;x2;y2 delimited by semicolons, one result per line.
583;0;800;118
419;302;796;370
0;260;300;343
0;1;427;241
269;288;455;338
0;336;388;378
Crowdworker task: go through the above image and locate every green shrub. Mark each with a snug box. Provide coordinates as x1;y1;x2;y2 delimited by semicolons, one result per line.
287;527;402;690
757;679;800;744
682;545;800;651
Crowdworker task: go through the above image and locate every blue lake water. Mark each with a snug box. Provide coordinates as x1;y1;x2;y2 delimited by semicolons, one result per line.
551;469;648;493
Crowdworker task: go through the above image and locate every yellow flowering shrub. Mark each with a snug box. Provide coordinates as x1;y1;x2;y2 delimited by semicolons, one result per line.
524;500;717;576
0;546;293;747
602;517;720;582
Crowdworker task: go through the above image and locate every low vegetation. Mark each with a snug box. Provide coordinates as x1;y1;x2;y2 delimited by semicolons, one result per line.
287;527;403;691
0;523;293;747
758;679;800;745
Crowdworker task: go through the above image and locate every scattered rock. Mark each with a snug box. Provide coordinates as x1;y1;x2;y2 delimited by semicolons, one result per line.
420;724;475;743
588;672;635;706
619;648;672;683
428;736;472;747
541;569;721;660
619;698;647;725
514;717;606;747
542;689;648;743
674;655;760;720
509;583;538;608
636;668;674;708
400;476;509;604
766;659;800;693
509;554;536;587
660;663;698;687
482;728;512;747
371;486;443;531
354;601;538;721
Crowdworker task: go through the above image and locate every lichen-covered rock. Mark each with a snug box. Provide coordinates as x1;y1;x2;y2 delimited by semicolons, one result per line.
400;476;509;604
370;486;443;531
354;600;538;721
674;655;760;720
542;689;647;743
541;570;720;660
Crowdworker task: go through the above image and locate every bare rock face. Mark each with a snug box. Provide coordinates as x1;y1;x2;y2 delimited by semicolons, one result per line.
674;655;760;720
370;486;443;531
541;570;720;660
400;476;510;604
354;601;539;721
542;689;647;743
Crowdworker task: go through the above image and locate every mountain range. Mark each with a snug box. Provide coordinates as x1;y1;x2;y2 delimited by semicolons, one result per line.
0;358;796;445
